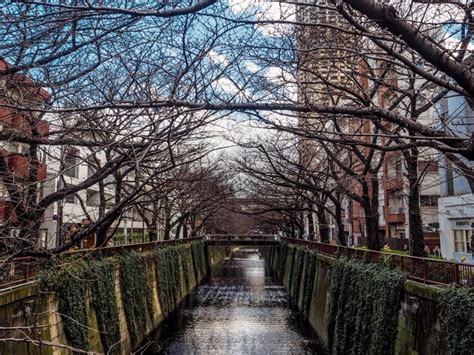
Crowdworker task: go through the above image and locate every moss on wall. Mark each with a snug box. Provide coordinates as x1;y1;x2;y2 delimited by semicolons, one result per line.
29;241;218;354
439;286;474;355
326;258;406;355
118;252;154;348
38;258;122;354
88;259;121;354
272;245;450;355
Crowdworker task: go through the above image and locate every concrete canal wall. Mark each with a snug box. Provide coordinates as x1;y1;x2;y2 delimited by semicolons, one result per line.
0;242;228;355
269;244;449;355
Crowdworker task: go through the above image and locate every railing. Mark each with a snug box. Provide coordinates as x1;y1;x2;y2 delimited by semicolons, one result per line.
282;237;474;287
0;237;203;289
205;234;279;242
387;205;404;214
0;257;45;289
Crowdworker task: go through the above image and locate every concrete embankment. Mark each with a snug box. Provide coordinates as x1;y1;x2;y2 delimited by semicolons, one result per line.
268;243;451;355
0;242;228;354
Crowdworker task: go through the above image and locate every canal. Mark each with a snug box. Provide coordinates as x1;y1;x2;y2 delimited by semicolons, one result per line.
142;247;326;354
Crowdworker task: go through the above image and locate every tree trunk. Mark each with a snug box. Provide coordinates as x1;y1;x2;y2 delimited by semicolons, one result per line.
175;223;182;240
95;210;121;247
183;223;188;239
148;229;157;242
334;201;346;246
316;205;329;243
362;178;381;251
307;209;315;240
406;153;426;256
163;198;171;240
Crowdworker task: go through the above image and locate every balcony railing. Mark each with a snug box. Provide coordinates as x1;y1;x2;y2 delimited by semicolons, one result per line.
7;154;47;180
8;154;29;177
387;205;404;214
282;237;474;287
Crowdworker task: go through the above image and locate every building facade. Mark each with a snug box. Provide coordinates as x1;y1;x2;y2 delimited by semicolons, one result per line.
438;93;474;262
0;59;50;249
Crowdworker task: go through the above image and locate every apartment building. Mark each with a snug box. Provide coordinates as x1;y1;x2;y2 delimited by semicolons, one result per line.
438;93;474;262
295;3;442;248
0;58;50;248
41;145;153;248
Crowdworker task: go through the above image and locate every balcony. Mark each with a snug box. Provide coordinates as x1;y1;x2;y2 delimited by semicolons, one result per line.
384;177;404;191
0;201;17;223
386;205;405;223
8;154;29;177
7;154;47;180
0;107;13;125
0;106;48;137
36;121;49;137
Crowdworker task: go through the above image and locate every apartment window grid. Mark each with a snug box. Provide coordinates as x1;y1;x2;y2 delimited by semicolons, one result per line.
453;220;473;254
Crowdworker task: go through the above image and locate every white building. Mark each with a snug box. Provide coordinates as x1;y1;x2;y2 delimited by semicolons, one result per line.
438;194;474;263
438;93;474;263
41;145;151;248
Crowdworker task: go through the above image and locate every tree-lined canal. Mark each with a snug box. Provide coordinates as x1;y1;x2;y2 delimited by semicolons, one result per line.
143;247;326;354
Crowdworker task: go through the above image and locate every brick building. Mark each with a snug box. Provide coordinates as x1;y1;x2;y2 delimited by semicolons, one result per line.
0;58;50;247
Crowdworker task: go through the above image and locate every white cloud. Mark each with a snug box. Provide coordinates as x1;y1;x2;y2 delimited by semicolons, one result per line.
208;50;229;66
228;1;295;37
243;61;260;73
212;77;254;101
264;66;297;101
228;0;254;14
254;2;295;37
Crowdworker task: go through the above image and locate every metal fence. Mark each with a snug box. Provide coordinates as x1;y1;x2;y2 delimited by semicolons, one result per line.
0;237;203;289
205;234;279;242
282;237;474;287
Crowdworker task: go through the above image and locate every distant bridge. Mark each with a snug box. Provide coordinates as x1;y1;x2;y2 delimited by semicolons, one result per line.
204;234;280;245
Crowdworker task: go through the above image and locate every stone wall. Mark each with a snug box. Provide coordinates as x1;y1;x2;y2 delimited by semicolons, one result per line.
0;242;227;355
207;245;229;270
276;244;448;355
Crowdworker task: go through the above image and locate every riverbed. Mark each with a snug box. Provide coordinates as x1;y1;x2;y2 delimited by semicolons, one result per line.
143;247;326;354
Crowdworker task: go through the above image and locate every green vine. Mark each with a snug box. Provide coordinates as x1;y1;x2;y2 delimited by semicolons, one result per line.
282;246;317;319
439;286;474;355
36;242;207;353
118;252;154;347
191;241;206;282
38;261;89;353
180;247;191;290
301;249;317;320
289;247;305;305
38;258;121;354
88;258;121;354
154;245;181;316
286;246;295;290
326;257;406;355
278;241;289;280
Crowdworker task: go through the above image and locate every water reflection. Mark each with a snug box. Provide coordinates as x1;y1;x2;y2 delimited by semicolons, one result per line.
143;247;326;354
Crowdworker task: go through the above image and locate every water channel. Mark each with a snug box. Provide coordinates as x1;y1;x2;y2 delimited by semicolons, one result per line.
142;247;326;354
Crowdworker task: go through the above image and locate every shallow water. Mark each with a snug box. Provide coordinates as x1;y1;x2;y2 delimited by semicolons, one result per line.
143;247;326;355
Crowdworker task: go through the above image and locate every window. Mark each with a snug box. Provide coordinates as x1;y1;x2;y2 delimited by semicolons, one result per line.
64;147;79;178
86;189;98;207
64;183;76;204
420;195;439;207
453;229;472;254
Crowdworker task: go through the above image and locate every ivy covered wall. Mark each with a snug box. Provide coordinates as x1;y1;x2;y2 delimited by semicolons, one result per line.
326;258;405;355
25;241;211;354
275;244;471;355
